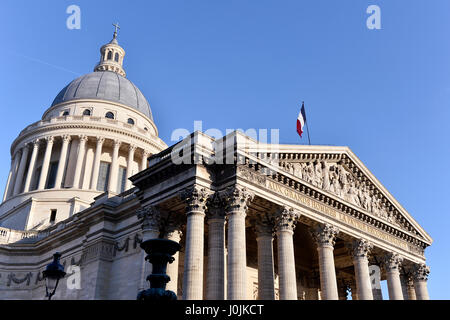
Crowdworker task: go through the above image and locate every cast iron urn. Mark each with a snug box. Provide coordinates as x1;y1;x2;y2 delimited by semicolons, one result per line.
137;238;181;301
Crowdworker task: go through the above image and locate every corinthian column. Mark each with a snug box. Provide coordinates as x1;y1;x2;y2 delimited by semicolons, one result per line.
223;186;253;300
90;137;105;190
181;186;208;300
72;135;88;189
125;144;137;190
13;145;30;195
108;140;121;193
348;239;373;300
275;206;299;300
23;139;40;193
412;264;430;300
255;219;275;300
54;135;71;189
205;192;226;300
6;150;21;198
383;253;404;300
140;150;149;171
311;223;339;300
38;136;54;190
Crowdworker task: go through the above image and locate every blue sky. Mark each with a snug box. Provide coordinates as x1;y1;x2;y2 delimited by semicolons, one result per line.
0;0;449;299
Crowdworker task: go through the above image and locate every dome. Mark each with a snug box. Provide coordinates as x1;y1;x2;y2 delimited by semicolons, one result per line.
51;71;153;120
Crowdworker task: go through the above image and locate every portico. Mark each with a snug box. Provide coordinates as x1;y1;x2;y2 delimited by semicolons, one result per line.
131;131;432;300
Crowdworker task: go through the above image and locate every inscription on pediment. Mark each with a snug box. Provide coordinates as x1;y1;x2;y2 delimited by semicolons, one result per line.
280;160;404;229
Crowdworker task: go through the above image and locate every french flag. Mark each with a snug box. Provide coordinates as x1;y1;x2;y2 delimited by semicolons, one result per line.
297;102;307;138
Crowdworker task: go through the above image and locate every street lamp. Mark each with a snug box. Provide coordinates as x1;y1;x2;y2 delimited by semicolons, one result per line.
43;252;66;300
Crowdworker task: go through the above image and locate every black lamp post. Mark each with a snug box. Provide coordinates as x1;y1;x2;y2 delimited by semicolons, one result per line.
43;252;66;300
137;238;181;301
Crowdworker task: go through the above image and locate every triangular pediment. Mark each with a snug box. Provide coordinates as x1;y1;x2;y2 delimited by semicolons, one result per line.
233;136;432;245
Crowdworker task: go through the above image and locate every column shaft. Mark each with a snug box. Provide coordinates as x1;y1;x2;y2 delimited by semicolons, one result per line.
90;137;104;190
227;211;247;300
277;230;297;300
6;151;21;198
13;146;30;195
183;212;205;300
140;150;149;171
38;137;54;190
312;224;339;300
413;264;430;300
54;135;71;189
353;257;373;300
125;145;136;190
256;233;275;300
2;158;14;201
72;136;88;189
108;140;121;193
384;253;404;300
206;218;226;300
23;140;40;193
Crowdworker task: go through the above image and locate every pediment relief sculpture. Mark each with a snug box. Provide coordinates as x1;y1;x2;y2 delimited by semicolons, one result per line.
280;159;403;229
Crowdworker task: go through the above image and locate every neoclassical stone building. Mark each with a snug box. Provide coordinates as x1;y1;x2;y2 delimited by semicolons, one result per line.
0;32;432;300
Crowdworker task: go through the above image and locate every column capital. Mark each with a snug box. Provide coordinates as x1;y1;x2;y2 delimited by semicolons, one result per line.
32;138;41;147
129;144;137;152
162;215;184;239
78;135;88;143
141;149;150;157
274;206;300;233
180;185;209;214
254;217;274;237
113;139;122;148
206;192;226;220
348;238;373;259
62;135;72;143
222;185;254;215
45;136;55;144
383;253;403;272
412;263;430;282
310;223;339;248
136;205;161;232
95;136;105;144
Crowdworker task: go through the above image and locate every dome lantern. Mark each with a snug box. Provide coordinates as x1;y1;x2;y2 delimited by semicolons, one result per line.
94;23;126;77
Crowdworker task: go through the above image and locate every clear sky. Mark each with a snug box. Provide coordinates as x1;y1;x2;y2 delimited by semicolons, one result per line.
0;0;449;299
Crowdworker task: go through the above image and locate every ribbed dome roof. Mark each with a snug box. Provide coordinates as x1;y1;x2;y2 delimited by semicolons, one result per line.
51;71;153;120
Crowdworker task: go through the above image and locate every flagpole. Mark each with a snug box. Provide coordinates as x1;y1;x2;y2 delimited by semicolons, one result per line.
303;101;311;145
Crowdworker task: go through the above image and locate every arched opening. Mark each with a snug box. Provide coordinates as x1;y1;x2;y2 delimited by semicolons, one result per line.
127;118;135;125
115;53;120;62
107;51;113;60
105;112;115;119
83;109;91;116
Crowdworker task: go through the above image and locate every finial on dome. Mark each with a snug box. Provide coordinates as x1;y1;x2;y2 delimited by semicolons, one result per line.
111;22;120;44
94;24;126;77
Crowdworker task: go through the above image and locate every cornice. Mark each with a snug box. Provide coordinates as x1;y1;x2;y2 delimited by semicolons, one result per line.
10;121;166;155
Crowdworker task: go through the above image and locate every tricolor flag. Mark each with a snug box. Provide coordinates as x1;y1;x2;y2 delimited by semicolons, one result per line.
296;102;307;138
